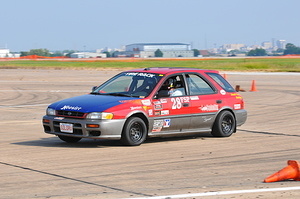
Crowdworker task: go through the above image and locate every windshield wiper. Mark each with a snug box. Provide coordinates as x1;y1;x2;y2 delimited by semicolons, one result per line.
90;92;104;95
90;92;133;97
106;93;131;97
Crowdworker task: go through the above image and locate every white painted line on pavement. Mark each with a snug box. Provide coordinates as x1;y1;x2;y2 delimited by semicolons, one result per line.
124;186;300;199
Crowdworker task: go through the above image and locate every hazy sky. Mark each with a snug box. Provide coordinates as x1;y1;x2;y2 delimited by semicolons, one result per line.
1;0;299;52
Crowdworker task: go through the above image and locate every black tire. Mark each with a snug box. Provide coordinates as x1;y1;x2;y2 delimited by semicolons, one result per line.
211;111;236;137
58;135;82;143
121;117;147;146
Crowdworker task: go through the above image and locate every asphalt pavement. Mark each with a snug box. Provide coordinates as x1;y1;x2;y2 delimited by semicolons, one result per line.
0;69;299;199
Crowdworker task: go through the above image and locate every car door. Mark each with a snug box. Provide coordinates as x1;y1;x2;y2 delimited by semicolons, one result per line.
150;74;192;133
185;73;221;131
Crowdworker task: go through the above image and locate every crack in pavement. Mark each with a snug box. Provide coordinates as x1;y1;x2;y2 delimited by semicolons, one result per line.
0;161;152;197
239;129;300;137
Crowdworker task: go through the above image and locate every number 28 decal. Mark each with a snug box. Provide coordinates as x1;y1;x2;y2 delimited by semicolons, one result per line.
171;97;190;109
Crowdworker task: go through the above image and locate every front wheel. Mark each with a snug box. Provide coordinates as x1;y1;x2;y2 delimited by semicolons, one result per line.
58;135;82;143
121;117;147;146
211;111;236;137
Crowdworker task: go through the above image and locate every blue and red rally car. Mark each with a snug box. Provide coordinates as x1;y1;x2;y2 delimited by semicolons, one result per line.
43;67;247;146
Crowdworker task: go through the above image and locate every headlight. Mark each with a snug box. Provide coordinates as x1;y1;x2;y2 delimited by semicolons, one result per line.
86;112;113;120
46;107;56;116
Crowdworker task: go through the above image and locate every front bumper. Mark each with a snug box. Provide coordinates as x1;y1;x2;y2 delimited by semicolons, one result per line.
42;115;126;140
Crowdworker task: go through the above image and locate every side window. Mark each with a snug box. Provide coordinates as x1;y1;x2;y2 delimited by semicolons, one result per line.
158;75;186;97
186;74;215;95
206;73;235;92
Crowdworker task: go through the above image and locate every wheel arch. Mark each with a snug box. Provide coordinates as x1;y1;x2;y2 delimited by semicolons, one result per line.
125;112;149;133
215;108;237;133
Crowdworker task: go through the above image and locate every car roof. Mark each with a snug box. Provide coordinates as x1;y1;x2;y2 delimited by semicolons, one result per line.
125;67;219;75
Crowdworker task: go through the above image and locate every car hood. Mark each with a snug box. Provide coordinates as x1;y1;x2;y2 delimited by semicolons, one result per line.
49;94;139;113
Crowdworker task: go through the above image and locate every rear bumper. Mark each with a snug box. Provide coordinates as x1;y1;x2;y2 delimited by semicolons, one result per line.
234;109;247;126
42;115;126;140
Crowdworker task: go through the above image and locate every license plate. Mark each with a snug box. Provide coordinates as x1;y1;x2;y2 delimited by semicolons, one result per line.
60;123;73;133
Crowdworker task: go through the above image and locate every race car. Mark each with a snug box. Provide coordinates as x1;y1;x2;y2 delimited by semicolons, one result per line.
42;67;247;146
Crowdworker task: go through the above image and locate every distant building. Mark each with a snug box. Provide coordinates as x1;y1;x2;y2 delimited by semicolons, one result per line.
276;40;286;49
221;44;246;52
0;49;9;57
262;41;273;49
199;50;210;57
117;43;194;58
0;48;20;58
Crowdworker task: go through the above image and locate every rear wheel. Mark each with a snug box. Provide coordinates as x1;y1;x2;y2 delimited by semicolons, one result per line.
211;111;236;137
58;135;82;143
121;117;147;146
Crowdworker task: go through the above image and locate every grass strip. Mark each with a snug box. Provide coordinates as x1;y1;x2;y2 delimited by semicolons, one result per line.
0;57;299;72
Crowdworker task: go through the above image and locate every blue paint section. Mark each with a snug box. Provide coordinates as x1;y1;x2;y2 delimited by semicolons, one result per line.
49;94;138;112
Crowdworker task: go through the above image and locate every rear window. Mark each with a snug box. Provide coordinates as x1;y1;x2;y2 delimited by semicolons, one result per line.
206;73;235;92
186;74;215;95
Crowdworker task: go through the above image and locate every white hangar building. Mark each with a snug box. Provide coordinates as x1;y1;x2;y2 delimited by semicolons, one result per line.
125;43;194;58
0;48;20;58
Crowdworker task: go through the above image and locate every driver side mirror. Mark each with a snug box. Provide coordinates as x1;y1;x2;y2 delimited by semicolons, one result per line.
92;86;98;91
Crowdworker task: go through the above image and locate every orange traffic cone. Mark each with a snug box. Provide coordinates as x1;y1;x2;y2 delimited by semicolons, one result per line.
264;160;300;183
250;80;257;92
222;73;228;80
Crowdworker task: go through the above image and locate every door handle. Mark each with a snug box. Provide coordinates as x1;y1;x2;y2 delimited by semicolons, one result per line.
183;103;189;107
216;100;222;104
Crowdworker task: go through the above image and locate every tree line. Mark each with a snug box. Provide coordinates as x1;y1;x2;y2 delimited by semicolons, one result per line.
20;43;300;58
247;43;300;56
20;49;76;57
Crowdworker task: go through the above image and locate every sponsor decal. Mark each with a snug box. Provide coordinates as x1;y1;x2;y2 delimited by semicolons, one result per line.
152;120;164;132
130;106;142;110
160;99;168;103
220;90;226;95
190;96;199;100
154;111;160;116
125;72;156;78
153;101;161;105
202;116;213;122
119;99;141;104
160;110;169;115
148;109;153;116
163;119;171;127
54;117;64;120
119;100;131;103
154;104;163;110
199;104;219;111
141;99;151;106
119;100;135;104
60;105;82;111
231;93;242;99
152;119;171;131
234;104;241;110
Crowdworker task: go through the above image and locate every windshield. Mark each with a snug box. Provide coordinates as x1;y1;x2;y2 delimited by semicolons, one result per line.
92;72;163;98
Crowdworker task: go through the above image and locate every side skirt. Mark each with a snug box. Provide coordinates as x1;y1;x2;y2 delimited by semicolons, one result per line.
147;128;212;137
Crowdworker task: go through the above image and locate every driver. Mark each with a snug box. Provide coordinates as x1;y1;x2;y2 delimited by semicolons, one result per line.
163;78;183;96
